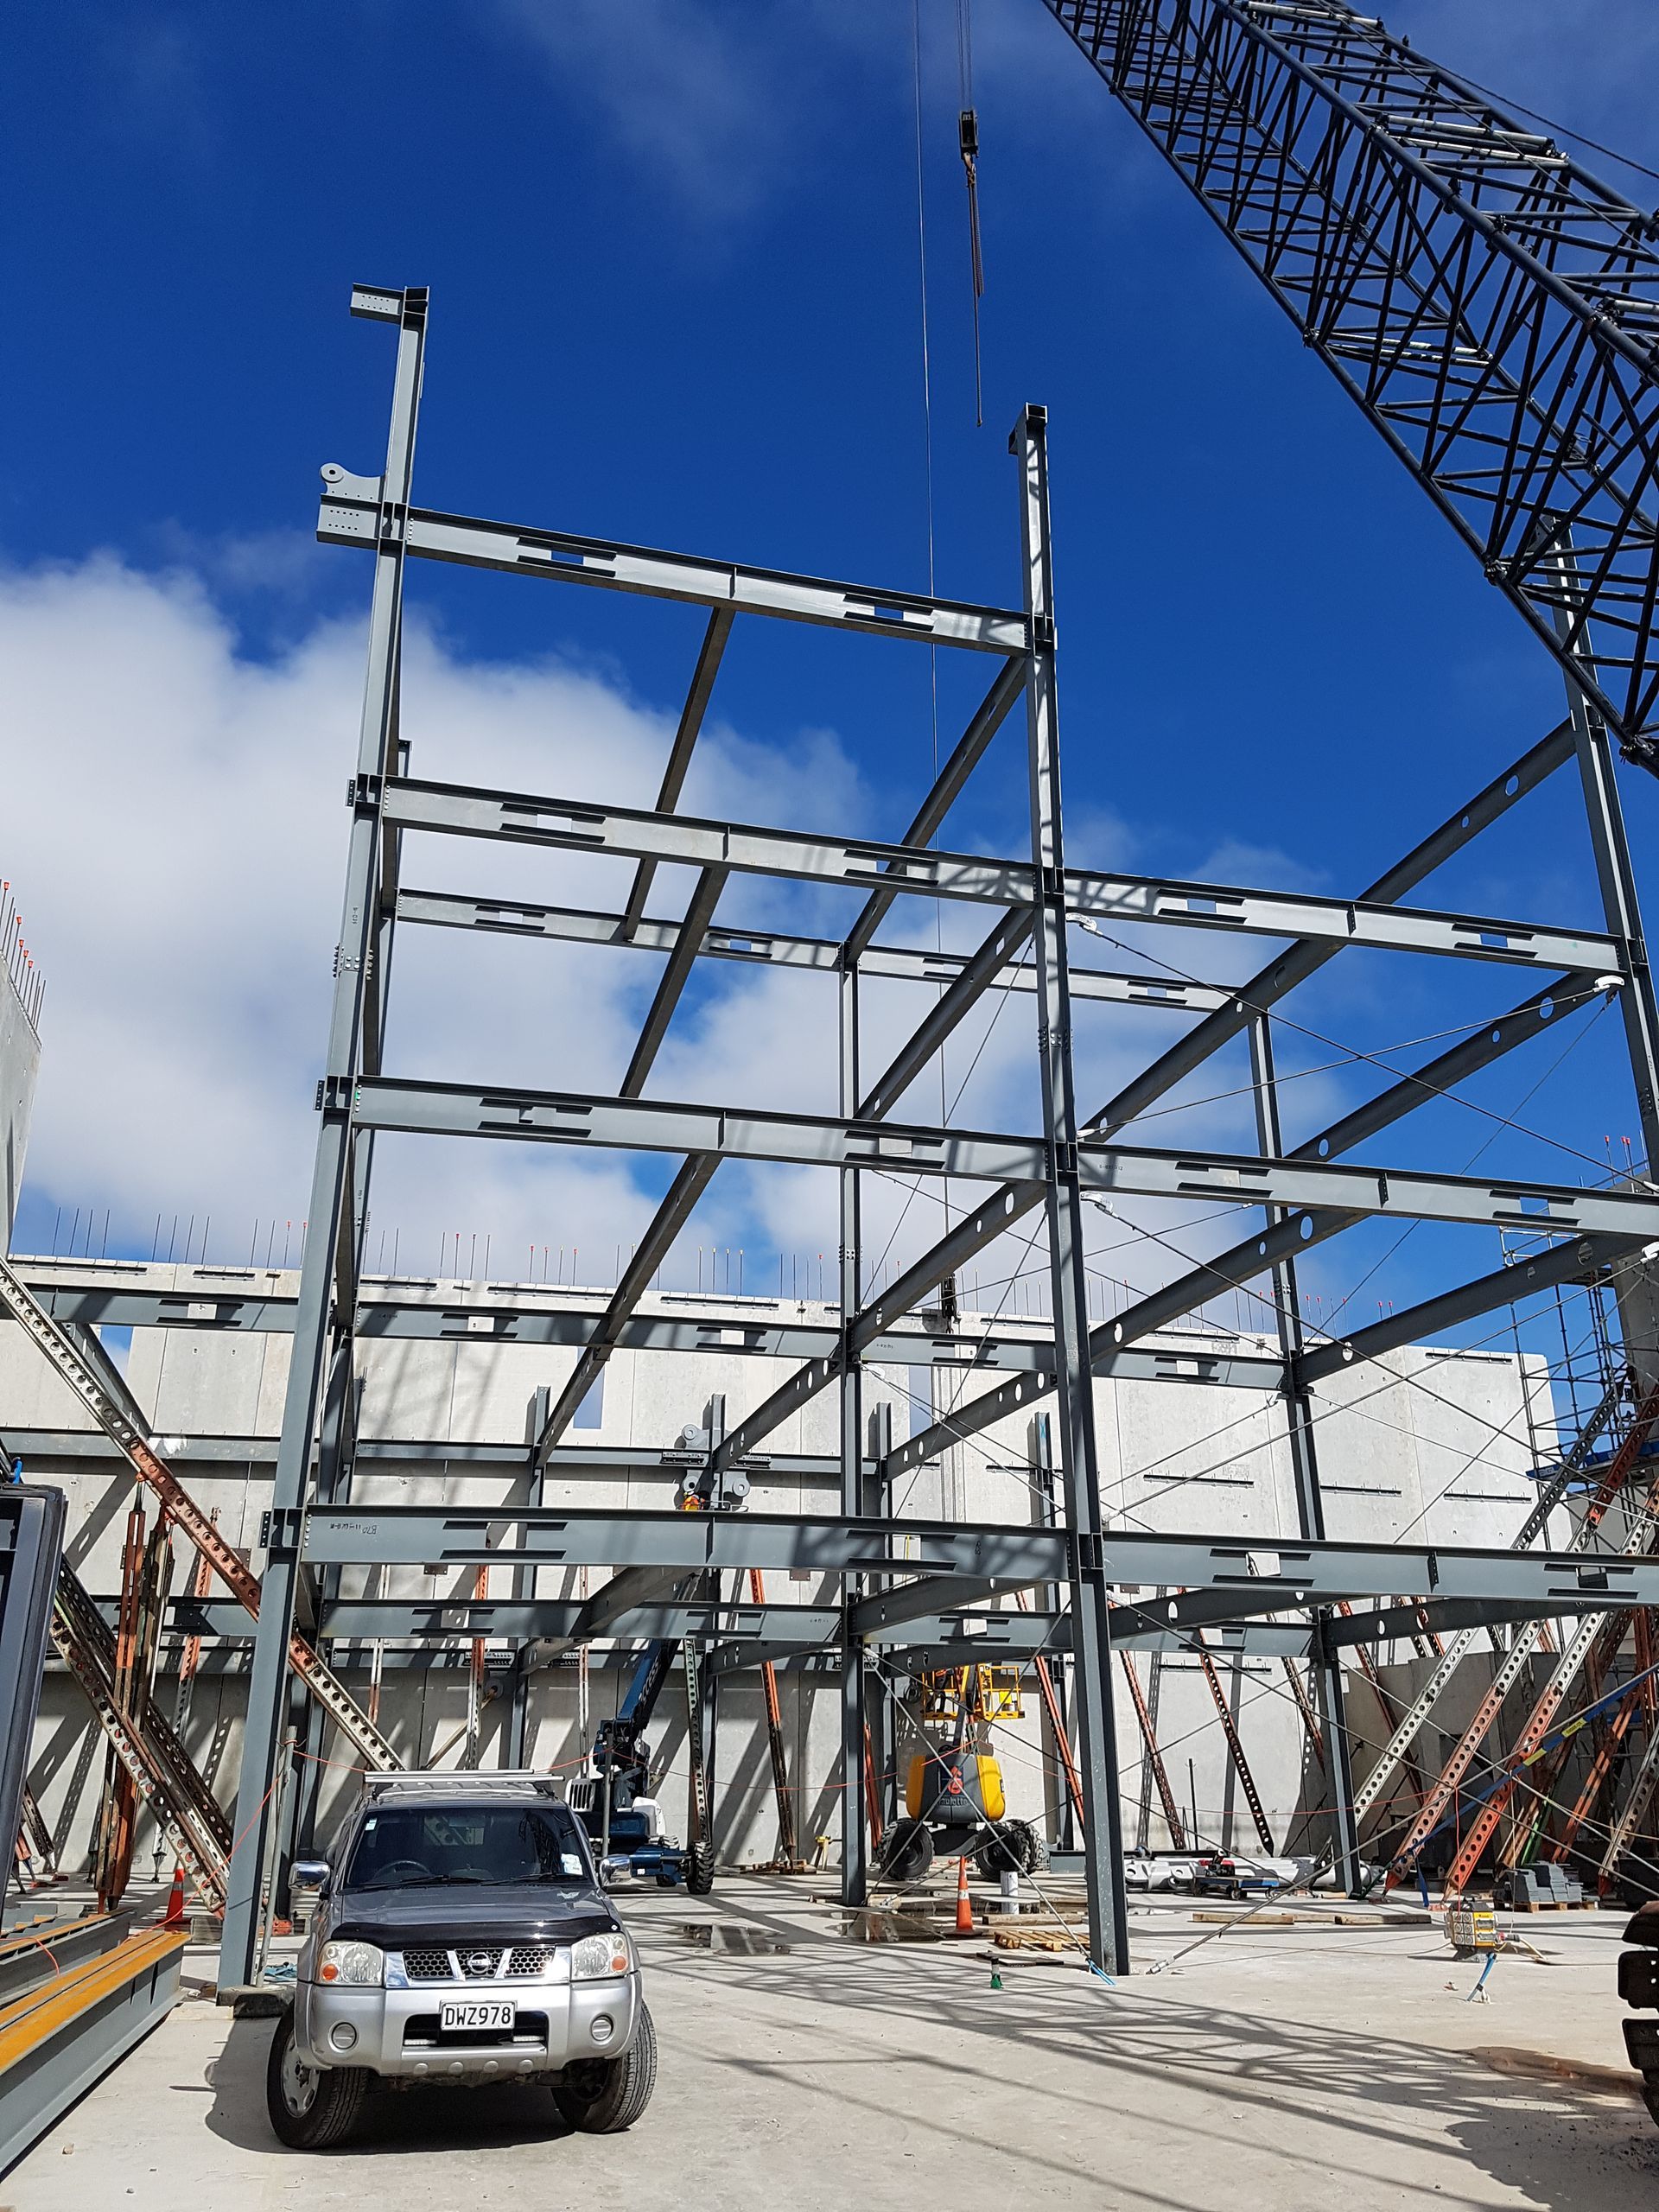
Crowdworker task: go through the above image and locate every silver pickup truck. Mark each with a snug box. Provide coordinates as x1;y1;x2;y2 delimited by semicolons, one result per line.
266;1771;656;2149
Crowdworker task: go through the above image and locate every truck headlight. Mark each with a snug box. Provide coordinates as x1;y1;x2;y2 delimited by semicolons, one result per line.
318;1940;385;1986
570;1931;632;1980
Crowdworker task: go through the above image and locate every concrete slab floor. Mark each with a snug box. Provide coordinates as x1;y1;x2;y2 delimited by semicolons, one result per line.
3;1878;1656;2210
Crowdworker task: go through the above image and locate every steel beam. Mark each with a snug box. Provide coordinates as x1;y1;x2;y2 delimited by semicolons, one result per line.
620;607;733;938
346;1076;1659;1241
1294;1235;1635;1386
396;888;1224;1011
842;658;1027;964
887;1206;1360;1478
1087;721;1576;1138
532;1156;715;1457
296;1504;1659;1616
856;908;1034;1122
1249;1014;1360;1891
620;865;728;1096
849;1575;1030;1637
378;776;1618;973
318;471;1030;652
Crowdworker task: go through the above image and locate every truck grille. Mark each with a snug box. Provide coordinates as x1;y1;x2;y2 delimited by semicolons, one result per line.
402;1948;454;1982
397;1945;558;1982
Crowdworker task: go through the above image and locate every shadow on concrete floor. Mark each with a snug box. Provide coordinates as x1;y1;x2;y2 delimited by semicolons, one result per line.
207;2017;582;2158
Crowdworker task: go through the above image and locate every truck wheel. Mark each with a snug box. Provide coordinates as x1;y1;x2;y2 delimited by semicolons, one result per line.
554;2002;658;2133
878;1818;933;1885
265;2013;368;2150
686;1840;716;1895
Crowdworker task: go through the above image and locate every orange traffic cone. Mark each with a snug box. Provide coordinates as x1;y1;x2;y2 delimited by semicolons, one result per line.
955;1855;974;1936
163;1866;185;1927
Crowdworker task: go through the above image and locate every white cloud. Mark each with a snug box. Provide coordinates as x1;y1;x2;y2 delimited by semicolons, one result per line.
0;552;881;1281
0;549;1357;1343
493;0;882;226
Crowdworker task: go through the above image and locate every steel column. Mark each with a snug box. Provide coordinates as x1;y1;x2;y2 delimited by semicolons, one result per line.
218;283;426;1988
1015;404;1127;1974
1249;1014;1362;1892
839;962;868;1904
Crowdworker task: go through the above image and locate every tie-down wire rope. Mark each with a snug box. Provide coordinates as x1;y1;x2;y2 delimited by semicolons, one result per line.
858;966;1609;1307
860;1501;1659;1923
855;21;1649;1887
861;1595;1659;1978
865;1264;1624;1792
861;1306;1659;1910
855;928;1613;1325
1073;918;1626;1186
883;979;1615;1507
874;1286;1599;1571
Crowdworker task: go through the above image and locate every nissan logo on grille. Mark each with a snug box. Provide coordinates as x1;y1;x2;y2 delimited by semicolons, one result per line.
462;1951;495;1976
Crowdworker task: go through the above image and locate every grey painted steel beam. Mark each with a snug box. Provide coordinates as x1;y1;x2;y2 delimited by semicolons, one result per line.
887;1206;1361;1478
841;658;1027;964
1294;1233;1634;1386
378;775;1618;973
395;887;1233;1012
563;1564;686;1644
302;1504;1072;1576
1015;400;1127;1974
620;865;728;1096
347;1075;1659;1241
298;1503;1659;1618
23;1281;1281;1387
1321;1596;1605;1649
531;659;1030;1470
1088;721;1577;1138
318;470;1030;652
1284;978;1601;1166
620;607;734;938
532;1156;715;1457
848;1575;1029;1637
857;908;1034;1122
307;1599;845;1645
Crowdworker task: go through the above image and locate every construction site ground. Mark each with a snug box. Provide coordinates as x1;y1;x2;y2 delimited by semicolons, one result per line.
3;1873;1656;2210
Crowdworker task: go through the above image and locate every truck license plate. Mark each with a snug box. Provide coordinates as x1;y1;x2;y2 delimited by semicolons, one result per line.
440;1999;515;2032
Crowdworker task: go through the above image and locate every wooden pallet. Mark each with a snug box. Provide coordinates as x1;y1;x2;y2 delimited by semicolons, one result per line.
988;1925;1077;1954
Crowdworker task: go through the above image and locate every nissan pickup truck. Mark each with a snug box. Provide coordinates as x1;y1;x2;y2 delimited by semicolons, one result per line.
266;1771;656;2149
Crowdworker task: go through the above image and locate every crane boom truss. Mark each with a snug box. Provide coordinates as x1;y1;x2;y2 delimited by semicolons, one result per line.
1043;0;1659;766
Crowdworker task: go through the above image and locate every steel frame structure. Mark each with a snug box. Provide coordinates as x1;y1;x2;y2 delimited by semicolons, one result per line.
213;277;1659;1984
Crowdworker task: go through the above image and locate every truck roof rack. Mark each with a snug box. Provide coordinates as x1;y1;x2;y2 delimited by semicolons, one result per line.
361;1770;564;1802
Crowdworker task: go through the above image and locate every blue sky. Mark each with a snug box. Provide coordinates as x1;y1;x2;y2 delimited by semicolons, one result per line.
8;0;1659;1389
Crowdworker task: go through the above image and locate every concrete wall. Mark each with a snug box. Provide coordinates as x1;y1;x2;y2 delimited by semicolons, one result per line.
0;1259;1570;1875
0;961;38;1241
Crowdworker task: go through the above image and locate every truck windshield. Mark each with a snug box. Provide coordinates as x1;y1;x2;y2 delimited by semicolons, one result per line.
346;1803;591;1891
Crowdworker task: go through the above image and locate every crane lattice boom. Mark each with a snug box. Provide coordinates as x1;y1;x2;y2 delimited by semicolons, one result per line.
1043;0;1659;767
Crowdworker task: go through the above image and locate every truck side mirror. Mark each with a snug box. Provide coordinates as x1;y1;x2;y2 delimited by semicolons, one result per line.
600;1855;632;1890
291;1858;331;1897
